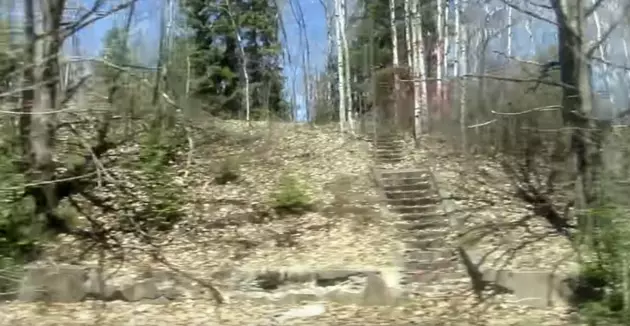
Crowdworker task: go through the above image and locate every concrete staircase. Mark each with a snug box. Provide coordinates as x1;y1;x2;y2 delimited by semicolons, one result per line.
366;131;406;166
369;131;469;298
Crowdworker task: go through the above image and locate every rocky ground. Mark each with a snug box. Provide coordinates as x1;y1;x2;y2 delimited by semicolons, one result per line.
0;121;581;325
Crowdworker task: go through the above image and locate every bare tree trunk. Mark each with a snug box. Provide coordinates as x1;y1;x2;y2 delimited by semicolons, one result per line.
443;0;450;79
152;0;167;110
404;0;412;74
30;0;64;215
456;0;467;152
389;0;400;124
20;0;36;161
227;0;250;122
506;5;512;58
411;0;428;140
453;0;460;78
551;0;599;232
410;0;420;137
590;0;612;106
435;0;445;106
525;16;534;57
334;0;346;132
340;0;354;133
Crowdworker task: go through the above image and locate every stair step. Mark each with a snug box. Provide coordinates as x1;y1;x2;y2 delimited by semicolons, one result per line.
373;136;403;141
404;258;458;271
381;178;432;188
404;229;450;239
374;143;404;149
377;158;403;164
404;237;446;250
367;136;402;142
372;134;402;139
384;185;434;194
376;153;404;159
371;139;403;146
399;212;447;222
380;170;429;180
403;270;468;283
375;149;403;155
408;283;471;296
396;219;449;230
387;197;439;206
394;205;441;214
403;249;455;261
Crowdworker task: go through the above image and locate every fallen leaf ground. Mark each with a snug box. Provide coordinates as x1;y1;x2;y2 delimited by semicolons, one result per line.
0;294;576;326
1;121;581;325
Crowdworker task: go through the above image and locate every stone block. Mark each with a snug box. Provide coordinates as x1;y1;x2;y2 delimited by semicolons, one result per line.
18;264;87;302
481;269;572;308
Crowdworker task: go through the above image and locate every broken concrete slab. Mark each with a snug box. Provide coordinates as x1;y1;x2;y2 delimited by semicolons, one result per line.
362;270;403;306
16;264;201;303
481;269;572;308
273;303;327;324
18;264;87;302
119;279;161;302
240;267;379;290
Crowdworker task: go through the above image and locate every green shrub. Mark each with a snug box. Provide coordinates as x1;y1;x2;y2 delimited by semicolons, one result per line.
0;148;39;294
124;129;186;233
271;174;313;215
573;204;630;325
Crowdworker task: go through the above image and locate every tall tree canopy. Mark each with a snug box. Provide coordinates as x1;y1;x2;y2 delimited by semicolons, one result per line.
181;0;288;119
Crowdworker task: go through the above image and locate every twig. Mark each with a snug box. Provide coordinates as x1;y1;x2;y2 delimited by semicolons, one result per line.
150;253;226;304
491;105;561;116
184;130;194;178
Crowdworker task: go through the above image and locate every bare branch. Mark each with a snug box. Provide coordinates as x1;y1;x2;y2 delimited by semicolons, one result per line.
498;0;558;27
463;73;575;90
584;0;606;18
62;0;138;39
586;2;630;57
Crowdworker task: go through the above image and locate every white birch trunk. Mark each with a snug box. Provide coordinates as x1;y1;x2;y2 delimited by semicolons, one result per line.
235;32;250;121
435;0;445;102
340;0;354;133
590;0;611;106
411;0;428;138
390;0;400;121
404;0;412;72
334;0;346;132
525;17;534;57
457;0;467;151
623;39;630;117
443;1;450;78
506;5;512;57
453;0;460;78
226;0;250;121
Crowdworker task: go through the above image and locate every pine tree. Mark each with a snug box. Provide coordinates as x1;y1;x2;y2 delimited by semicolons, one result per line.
182;0;287;119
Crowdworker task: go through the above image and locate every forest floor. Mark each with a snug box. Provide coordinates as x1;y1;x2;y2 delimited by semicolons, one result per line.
0;120;579;325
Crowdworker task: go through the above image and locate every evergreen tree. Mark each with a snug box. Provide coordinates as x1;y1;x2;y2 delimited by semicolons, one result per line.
182;0;287;119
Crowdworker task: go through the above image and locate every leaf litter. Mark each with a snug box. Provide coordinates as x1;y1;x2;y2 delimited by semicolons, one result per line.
0;122;579;325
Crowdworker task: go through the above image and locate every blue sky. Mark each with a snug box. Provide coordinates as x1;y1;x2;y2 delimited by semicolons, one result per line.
68;0;327;121
5;0;629;120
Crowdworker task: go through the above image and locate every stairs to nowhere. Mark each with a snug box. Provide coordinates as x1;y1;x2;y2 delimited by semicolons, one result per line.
369;131;470;298
367;132;406;166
